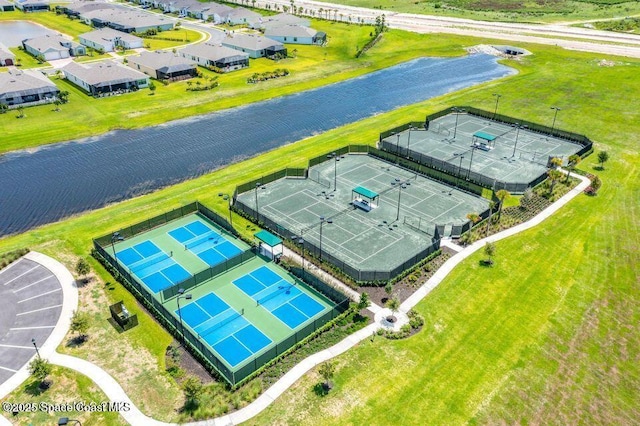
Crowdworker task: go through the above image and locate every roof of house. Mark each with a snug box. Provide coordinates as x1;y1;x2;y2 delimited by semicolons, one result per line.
180;42;249;62
62;60;148;87
0;42;15;59
80;28;142;45
82;9;173;30
128;50;196;74
23;34;82;54
260;13;309;29
264;25;318;39
0;0;15;6
15;0;50;6
65;1;113;15
225;7;261;22
0;68;58;98
222;33;284;52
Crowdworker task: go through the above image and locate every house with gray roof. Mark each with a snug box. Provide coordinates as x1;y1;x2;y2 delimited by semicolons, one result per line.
79;28;143;52
127;50;197;80
0;0;16;11
179;42;249;72
264;25;326;45
225;7;261;26
0;42;15;66
81;9;174;33
256;13;309;30
0;68;60;108
62;60;149;96
58;1;112;17
222;33;286;59
14;0;49;12
23;34;86;61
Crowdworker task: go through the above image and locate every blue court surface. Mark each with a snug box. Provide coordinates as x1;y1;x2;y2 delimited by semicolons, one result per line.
233;266;326;329
117;240;190;293
178;292;272;367
168;219;244;267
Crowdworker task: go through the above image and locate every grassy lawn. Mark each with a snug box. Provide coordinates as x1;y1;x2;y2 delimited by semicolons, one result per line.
140;28;205;50
0;36;639;425
318;0;640;23
0;20;474;154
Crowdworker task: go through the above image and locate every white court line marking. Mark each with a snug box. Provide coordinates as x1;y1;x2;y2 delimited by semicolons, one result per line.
10;326;56;330
1;265;39;286
0;366;18;373
0;344;34;350
16;304;62;316
13;275;55;293
18;288;61;304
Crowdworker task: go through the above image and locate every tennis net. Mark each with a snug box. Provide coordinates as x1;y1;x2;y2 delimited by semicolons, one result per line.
129;251;169;273
184;231;220;251
196;308;244;339
256;283;295;307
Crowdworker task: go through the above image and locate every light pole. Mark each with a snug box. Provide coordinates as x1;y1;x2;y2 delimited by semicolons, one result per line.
456;155;465;188
58;418;82;426
406;126;413;157
550;106;561;133
396;133;401;159
492;93;501;119
111;232;124;260
318;216;332;261
218;192;233;226
391;178;406;221
31;338;40;359
466;146;477;180
452;107;463;140
511;123;527;157
176;288;192;345
327;152;344;191
254;182;264;221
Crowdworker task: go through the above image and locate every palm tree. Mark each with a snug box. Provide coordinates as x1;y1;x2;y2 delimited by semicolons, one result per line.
466;212;481;225
495;189;510;221
547;169;564;195
485;200;496;236
549;156;563;169
566;154;581;182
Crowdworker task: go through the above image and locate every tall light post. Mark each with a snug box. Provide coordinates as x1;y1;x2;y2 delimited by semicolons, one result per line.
511;123;527;157
492;93;502;119
318;216;332;261
406;126;413;157
391;178;407;221
218;192;233;226
254;182;264;221
550;106;561;133
327;152;344;191
31;338;40;359
452;107;464;140
111;232;124;260
456;155;465;188
176;288;192;345
395;133;401;160
466;146;477;180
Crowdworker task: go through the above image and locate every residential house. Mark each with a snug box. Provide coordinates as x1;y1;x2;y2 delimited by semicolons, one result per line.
79;28;143;52
225;7;261;27
0;0;16;11
127;50;197;80
14;0;49;12
256;13;309;30
221;33;286;59
179;42;249;72
0;68;60;107
0;42;15;66
58;1;113;17
193;2;232;23
62;60;149;96
23;34;86;61
81;9;174;33
264;25;326;45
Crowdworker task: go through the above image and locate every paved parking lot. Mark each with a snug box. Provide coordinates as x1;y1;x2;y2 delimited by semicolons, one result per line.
0;258;63;386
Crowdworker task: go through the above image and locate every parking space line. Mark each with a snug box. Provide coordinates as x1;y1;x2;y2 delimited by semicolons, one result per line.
0;366;18;373
9;326;56;331
17;288;61;304
0;344;34;350
13;275;55;293
17;304;63;316
1;266;39;286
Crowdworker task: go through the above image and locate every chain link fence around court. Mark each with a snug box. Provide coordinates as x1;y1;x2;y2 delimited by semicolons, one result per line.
93;202;351;387
233;146;444;283
377;107;593;194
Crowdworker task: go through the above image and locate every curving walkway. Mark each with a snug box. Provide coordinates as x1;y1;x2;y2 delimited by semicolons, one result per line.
0;172;590;426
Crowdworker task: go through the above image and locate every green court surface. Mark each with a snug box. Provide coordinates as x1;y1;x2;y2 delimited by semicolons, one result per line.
382;113;584;185
235;154;489;273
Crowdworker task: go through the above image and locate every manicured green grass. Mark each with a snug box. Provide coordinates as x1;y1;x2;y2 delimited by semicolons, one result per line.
0;37;638;425
318;0;640;23
0;20;473;154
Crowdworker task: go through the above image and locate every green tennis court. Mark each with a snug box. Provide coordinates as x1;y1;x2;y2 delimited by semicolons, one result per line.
235;154;489;275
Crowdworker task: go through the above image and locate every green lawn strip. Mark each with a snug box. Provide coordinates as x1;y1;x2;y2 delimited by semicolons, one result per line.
314;0;640;23
0;366;128;426
0;20;480;154
0;42;637;424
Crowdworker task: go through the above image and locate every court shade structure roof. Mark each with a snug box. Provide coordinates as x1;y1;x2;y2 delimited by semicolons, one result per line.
254;230;282;247
353;186;379;200
473;131;497;141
